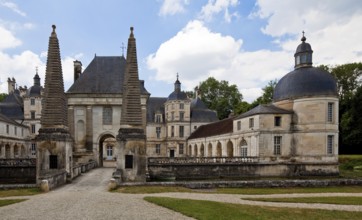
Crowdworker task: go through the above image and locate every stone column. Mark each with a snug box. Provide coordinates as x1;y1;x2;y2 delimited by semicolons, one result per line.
68;106;74;139
86;106;93;152
10;144;14;158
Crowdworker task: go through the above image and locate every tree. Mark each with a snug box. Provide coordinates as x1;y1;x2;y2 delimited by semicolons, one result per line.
0;93;7;102
198;77;243;119
250;80;278;109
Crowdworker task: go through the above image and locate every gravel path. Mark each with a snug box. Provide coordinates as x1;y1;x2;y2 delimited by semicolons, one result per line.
0;168;193;220
1;168;362;220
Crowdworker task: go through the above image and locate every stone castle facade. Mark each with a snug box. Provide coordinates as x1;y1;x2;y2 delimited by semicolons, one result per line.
0;27;339;183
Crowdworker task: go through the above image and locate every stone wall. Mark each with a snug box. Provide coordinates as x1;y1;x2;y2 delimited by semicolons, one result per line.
0;159;36;184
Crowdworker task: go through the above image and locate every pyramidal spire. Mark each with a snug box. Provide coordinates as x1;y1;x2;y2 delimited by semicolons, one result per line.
121;27;142;127
41;25;67;128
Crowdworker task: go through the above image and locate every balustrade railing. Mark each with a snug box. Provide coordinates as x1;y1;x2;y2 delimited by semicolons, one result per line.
0;158;36;167
148;156;259;165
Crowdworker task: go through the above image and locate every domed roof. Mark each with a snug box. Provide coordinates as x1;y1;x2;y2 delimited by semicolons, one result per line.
273;33;337;102
27;72;42;97
273;67;338;102
167;74;188;101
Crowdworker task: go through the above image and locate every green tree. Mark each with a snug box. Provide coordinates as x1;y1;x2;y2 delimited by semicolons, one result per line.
0;93;7;102
250;80;278;108
198;77;243;119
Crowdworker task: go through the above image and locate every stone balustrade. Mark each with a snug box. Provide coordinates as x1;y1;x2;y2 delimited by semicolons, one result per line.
0;158;36;167
148;156;259;165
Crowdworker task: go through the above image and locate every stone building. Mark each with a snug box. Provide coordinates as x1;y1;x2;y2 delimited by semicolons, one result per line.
185;34;339;177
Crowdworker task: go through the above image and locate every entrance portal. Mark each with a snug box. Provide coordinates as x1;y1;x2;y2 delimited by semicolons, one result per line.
170;149;175;158
98;134;116;167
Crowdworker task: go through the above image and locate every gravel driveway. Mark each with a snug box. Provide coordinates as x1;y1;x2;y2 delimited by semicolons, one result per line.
1;168;362;220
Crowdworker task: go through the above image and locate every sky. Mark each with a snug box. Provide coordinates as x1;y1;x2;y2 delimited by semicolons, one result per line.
0;0;362;102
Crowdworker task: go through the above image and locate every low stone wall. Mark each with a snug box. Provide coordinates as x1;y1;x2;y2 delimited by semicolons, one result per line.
148;157;339;180
72;160;97;179
38;170;67;190
121;179;362;188
0;159;36;184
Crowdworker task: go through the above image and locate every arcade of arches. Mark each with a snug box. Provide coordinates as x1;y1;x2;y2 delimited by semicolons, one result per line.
0;142;29;159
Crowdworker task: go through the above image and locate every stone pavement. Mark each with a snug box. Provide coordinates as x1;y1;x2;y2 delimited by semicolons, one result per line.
1;168;362;220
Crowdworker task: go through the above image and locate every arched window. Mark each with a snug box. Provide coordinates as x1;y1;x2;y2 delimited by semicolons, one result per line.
240;138;247;157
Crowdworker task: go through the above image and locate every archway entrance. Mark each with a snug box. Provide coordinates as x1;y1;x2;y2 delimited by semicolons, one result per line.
98;134;116;167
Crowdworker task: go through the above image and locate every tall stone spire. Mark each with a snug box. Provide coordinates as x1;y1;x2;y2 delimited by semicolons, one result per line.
41;25;68;128
121;27;142;127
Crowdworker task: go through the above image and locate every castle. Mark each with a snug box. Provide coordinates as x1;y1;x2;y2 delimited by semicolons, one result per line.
0;26;339;185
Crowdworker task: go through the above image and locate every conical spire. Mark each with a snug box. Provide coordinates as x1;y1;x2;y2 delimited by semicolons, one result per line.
121;27;143;127
41;25;67;128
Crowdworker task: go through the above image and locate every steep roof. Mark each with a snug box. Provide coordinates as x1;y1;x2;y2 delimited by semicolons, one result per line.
146;97;167;122
188;117;233;140
0;92;24;120
190;98;218;122
236;104;293;119
0;113;27;128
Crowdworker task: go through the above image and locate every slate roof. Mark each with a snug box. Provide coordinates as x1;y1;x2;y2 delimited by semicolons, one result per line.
167;90;188;101
28;85;42;97
0;113;27;128
146;97;167;122
190;98;218;122
67;56;149;95
0;92;24;120
273;67;338;102
188;117;234;140
236;104;293;119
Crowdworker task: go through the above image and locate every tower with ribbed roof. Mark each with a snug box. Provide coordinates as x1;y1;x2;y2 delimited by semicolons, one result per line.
36;25;73;189
116;27;147;182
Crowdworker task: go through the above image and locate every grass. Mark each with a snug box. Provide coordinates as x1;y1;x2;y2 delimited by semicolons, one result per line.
144;197;362;220
339;155;362;178
243;196;362;205
0;188;41;197
115;186;193;194
116;185;362;194
0;199;27;207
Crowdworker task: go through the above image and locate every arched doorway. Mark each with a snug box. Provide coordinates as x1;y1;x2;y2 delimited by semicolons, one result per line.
240;138;247;157
200;144;205;157
194;144;198;157
188;145;192;156
207;143;212;157
98;134;116;167
216;142;222;157
227;140;233;157
5;144;10;158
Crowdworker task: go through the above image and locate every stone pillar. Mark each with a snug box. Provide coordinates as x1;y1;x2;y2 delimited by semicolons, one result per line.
10;144;14;158
86;106;93;152
68;106;74;140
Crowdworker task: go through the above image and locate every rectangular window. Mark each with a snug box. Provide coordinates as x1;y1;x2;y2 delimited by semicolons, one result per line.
328;103;334;122
171;112;174;121
49;155;58;169
31;111;35;119
125;155;133;169
249;118;254;128
275;116;282;127
155;144;161;154
179;126;184;137
31;124;36;134
6;124;9;134
155;114;162;123
14;127;17;135
241;147;247;157
180;112;184;121
171;126;174;137
21;128;24;137
237;121;241;130
102;107;112;125
31;143;36;156
156;127;161;139
327;135;334;155
180;103;184;109
179;143;184;154
30;98;35;105
274;136;282;155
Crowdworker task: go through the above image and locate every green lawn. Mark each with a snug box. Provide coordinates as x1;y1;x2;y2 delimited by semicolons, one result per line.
144;197;362;220
0;199;27;207
116;186;193;194
0;188;41;197
243;196;362;205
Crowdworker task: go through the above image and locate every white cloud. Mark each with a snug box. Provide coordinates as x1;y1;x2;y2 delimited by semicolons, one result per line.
252;0;362;66
1;1;26;17
159;0;189;16
147;20;291;102
0;25;21;50
199;0;239;22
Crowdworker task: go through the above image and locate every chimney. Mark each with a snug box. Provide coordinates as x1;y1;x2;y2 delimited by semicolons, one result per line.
73;60;82;82
7;77;16;94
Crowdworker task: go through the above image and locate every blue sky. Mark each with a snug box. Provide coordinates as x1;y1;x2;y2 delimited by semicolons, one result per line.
1;0;362;102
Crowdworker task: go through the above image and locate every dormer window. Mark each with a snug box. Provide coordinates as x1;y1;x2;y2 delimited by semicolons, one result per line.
155;114;162;123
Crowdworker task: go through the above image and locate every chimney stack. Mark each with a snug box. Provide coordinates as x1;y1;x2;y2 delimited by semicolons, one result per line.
73;60;82;82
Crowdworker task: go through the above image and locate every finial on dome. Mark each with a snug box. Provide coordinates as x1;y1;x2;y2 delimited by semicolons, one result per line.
177;73;179;81
301;30;306;42
130;26;134;32
52;24;56;32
